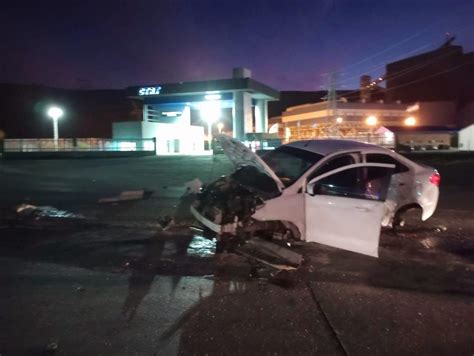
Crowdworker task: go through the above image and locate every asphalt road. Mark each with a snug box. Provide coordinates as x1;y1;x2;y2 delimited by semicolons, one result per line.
0;155;473;355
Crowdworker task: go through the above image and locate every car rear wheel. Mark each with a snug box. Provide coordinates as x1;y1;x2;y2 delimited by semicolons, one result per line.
393;205;423;231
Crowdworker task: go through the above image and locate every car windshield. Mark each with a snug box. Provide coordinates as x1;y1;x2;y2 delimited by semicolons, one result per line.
261;146;324;187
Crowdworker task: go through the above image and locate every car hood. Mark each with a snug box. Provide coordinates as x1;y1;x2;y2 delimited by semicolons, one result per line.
216;134;285;192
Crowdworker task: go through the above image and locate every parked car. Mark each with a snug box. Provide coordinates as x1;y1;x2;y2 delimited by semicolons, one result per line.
191;135;440;257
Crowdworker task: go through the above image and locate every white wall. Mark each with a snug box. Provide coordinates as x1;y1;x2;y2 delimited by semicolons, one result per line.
459;124;474;151
112;121;205;155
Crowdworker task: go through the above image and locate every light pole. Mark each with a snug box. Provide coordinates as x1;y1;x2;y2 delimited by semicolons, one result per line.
47;106;63;151
365;115;377;143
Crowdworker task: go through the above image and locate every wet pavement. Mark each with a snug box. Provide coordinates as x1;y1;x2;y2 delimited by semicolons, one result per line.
0;155;473;355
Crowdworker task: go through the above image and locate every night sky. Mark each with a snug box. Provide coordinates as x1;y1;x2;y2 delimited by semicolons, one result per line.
1;0;473;91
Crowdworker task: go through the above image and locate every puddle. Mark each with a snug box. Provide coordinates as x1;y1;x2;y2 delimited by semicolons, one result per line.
186;236;216;258
16;204;85;219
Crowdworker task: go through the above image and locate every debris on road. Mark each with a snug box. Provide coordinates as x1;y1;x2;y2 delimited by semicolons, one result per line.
420;238;436;249
98;190;152;203
44;340;59;354
158;215;173;229
184;178;202;194
236;237;303;270
247;238;303;266
16;204;85;219
434;225;448;233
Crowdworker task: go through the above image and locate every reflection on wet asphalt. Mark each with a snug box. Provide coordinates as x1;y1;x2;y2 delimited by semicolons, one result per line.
186;236;216;258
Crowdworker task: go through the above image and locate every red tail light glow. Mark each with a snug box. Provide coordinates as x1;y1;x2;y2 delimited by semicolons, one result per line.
429;171;441;186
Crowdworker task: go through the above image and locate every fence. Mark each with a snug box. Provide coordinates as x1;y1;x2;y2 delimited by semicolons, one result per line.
3;138;156;153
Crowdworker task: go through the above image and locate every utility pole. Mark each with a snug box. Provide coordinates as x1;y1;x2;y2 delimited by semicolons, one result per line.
326;72;337;137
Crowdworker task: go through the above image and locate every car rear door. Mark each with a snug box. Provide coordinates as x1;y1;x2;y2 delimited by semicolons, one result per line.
305;163;395;257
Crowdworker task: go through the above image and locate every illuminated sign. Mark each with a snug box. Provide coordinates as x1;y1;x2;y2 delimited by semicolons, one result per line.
161;111;182;117
138;86;162;96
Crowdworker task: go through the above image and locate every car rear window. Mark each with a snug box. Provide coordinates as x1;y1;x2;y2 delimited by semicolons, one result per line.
365;153;409;173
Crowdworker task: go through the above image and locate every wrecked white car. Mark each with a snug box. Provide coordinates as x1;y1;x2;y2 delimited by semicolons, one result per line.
191;135;440;257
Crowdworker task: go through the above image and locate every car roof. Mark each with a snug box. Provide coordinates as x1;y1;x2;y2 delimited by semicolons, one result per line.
285;139;390;156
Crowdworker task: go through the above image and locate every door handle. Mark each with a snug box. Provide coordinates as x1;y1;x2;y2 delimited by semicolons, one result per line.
355;206;370;212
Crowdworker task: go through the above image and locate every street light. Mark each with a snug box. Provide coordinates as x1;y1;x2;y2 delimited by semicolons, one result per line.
404;117;416;126
336;117;343;124
47;106;63;151
199;99;221;150
365;115;378;126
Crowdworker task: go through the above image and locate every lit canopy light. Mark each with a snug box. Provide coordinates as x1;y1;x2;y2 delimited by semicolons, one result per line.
199;100;221;123
404;117;416;126
365;115;378;126
336;117;343;124
47;106;63;120
204;94;221;101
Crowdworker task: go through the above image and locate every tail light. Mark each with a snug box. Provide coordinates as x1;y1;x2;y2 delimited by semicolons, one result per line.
429;171;441;186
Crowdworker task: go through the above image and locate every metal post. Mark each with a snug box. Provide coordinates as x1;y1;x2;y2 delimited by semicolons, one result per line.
53;118;59;151
207;121;212;151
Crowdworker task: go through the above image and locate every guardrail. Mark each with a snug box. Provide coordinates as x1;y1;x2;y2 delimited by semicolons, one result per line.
3;138;156;153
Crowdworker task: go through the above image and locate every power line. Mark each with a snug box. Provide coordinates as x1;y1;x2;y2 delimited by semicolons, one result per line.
322;1;474;76
340;58;474;101
331;43;434;86
337;44;468;100
331;30;430;75
332;22;474;89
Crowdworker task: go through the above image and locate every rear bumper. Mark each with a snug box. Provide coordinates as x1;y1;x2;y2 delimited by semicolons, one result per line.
421;187;439;221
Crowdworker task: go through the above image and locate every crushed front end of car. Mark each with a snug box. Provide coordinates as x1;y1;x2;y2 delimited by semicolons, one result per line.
190;165;281;236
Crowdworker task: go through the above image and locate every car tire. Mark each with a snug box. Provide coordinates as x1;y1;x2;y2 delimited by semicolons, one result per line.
392;205;423;231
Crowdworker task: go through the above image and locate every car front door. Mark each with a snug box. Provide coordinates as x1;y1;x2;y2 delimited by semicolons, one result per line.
305;163;395;257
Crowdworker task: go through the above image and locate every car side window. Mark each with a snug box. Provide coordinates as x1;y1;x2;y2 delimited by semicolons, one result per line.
308;154;356;182
365;153;409;173
312;166;392;202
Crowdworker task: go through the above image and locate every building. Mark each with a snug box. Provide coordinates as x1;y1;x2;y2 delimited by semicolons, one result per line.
404;102;458;127
278;101;410;146
385;126;456;150
386;40;474;103
113;68;279;154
